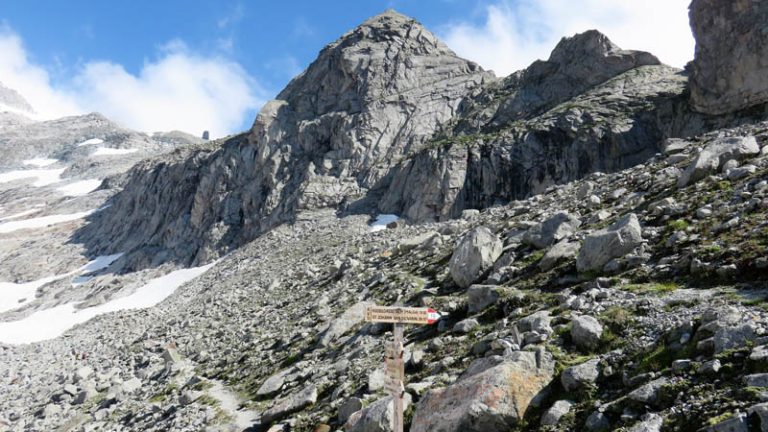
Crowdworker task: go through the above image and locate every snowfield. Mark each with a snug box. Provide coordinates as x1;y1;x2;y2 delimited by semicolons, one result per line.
92;147;138;156
0;168;65;187
0;209;95;233
0;263;215;344
22;158;59;167
76;138;104;146
57;179;102;196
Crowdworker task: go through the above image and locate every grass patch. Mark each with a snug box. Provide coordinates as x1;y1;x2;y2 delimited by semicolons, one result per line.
623;282;679;295
667;219;690;231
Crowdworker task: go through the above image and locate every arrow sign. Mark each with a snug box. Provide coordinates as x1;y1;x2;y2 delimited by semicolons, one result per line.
364;306;441;325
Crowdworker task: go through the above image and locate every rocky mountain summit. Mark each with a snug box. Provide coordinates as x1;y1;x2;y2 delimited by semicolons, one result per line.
2;2;768;432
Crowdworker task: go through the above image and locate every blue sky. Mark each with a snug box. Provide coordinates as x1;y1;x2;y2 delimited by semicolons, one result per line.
0;0;694;137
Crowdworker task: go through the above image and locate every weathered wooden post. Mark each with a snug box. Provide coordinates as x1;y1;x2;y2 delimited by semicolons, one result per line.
364;306;441;432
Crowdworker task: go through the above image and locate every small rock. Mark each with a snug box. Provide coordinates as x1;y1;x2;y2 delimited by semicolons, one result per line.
571;315;603;351
453;318;479;334
541;400;574;426
561;358;600;392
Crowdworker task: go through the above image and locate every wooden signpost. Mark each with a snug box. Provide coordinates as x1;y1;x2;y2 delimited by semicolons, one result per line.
364;305;441;432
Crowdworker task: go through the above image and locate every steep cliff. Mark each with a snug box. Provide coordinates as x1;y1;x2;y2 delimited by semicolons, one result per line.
75;10;491;268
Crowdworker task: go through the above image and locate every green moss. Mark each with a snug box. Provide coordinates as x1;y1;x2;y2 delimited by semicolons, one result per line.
519;250;546;267
706;412;734;426
667;219;690;231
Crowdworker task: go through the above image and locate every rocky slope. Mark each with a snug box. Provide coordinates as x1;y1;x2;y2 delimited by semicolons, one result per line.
2;2;768;432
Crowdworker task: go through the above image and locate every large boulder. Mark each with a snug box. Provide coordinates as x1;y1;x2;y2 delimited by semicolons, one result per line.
576;213;643;273
449;227;503;288
690;0;768;114
522;212;581;249
410;353;554;432
678;136;761;187
344;394;412;432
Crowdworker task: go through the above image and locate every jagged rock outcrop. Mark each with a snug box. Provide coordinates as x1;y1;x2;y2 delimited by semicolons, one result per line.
482;30;660;128
689;0;768;115
76;10;491;267
379;63;691;221
0;82;34;115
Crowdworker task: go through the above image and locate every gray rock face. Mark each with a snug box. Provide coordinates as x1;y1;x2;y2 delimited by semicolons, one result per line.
490;30;660;124
380;64;691;222
541;400;574;426
522;211;581;249
76;10;490;268
466;285;507;314
678;136;761;187
571;316;604;351
539;240;580;271
410;356;554;432
689;0;768;114
344;394;412;432
449;226;503;288
576;213;643;272
0;81;34;114
561;358;600;391
260;385;318;424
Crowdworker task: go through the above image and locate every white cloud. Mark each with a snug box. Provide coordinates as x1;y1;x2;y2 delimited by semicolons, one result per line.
0;28;265;138
440;0;695;77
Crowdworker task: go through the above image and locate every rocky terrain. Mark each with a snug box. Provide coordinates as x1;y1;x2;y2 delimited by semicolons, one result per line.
2;1;768;432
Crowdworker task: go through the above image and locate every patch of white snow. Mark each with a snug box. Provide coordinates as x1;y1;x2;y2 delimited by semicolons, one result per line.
0;168;65;187
0;263;215;344
370;214;399;232
57;179;102;196
0;209;95;233
22;158;58;167
0;274;68;313
76;138;104;147
92;147;138;156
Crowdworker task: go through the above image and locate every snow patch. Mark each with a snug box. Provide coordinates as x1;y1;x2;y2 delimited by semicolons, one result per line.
0;263;215;344
0;208;41;222
76;138;104;147
0;168;65;187
72;253;123;286
57;179;102;196
0;274;67;313
92;147;138;156
22;158;58;167
0;209;95;233
370;214;399;232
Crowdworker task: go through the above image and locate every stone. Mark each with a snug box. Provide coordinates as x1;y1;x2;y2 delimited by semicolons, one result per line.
410;357;554;432
261;385;318;424
539;241;580;271
747;403;768;431
577;213;643;272
42;403;62;418
701;413;749;432
678;136;761;187
257;367;297;397
318;302;372;347
367;368;387;392
746;373;768;388
453;318;479;334
338;397;363;424
344;394;412;432
466;285;511;314
63;384;78;396
518;311;553;335
540;400;574;426
449;227;503;288
74;366;94;383
522;211;581;249
585;411;611;431
627;377;669;406
751;345;768;362
162;346;182;364
179;390;202;406
628;413;663;432
73;387;98;405
698;359;721;375
571;315;603;351
690;0;768;114
561;358;600;392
